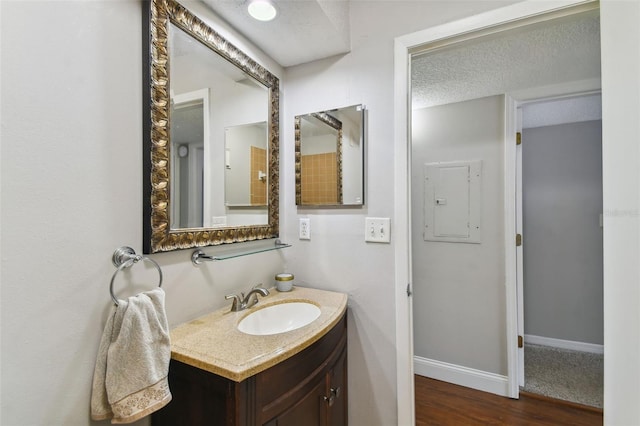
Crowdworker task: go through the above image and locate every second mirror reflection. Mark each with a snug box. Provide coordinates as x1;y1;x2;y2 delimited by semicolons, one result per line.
169;21;269;230
295;104;365;206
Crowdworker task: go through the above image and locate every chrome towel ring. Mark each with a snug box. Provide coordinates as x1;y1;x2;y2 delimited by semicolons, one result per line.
110;246;163;306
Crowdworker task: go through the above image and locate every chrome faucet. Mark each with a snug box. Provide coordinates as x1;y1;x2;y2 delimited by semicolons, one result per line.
225;284;270;312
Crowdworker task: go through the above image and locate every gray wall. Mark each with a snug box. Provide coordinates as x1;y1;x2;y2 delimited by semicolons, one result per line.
522;120;603;344
411;95;507;375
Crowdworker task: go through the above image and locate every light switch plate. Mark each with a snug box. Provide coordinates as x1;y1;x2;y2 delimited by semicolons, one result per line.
365;217;391;243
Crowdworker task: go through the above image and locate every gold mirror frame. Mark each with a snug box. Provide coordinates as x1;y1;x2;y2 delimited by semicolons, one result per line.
142;0;280;253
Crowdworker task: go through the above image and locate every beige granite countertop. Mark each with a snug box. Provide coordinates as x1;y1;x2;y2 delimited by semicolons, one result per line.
169;286;348;382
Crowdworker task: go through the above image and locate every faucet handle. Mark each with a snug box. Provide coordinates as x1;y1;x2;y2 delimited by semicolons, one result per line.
225;293;242;311
225;292;244;300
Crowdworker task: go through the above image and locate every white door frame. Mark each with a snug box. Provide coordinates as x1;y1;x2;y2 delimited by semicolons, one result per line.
509;84;602;389
172;88;211;227
393;1;598;422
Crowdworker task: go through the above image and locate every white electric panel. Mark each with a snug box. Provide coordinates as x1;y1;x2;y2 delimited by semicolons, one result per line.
424;160;482;243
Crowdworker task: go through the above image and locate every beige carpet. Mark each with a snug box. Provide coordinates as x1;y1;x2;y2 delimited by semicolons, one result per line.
522;344;603;408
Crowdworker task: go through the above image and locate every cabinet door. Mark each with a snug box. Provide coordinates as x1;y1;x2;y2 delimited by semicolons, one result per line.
328;347;348;426
152;360;251;426
267;378;328;426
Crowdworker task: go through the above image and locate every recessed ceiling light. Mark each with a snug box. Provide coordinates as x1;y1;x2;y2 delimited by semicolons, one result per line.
248;0;277;22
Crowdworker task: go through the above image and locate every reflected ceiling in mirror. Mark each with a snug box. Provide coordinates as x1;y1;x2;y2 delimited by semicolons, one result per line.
142;0;280;253
295;105;365;206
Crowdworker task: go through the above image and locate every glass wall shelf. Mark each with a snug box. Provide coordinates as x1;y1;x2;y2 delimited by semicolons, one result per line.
191;239;290;264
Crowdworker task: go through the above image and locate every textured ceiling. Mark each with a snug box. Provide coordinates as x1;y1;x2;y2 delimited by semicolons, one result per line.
201;0;351;67
522;93;602;129
411;11;601;110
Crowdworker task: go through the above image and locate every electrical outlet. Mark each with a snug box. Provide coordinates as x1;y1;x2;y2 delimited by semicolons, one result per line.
299;218;311;240
365;217;391;243
210;216;227;227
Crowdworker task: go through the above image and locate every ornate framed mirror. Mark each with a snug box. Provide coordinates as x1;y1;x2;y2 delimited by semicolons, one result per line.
142;0;280;253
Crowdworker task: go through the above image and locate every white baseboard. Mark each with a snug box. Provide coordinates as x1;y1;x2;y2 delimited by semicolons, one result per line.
524;334;604;354
414;356;510;397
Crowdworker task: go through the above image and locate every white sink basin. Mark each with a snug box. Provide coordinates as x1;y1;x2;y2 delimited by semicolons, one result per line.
238;302;321;336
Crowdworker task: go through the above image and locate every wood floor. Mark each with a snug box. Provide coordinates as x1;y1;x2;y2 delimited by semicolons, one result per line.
415;375;603;425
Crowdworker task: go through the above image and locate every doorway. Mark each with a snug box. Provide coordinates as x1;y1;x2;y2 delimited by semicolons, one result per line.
170;89;210;229
395;2;640;424
516;94;604;407
402;0;601;408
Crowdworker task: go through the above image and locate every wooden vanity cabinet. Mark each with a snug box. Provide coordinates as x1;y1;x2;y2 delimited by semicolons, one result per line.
152;313;347;426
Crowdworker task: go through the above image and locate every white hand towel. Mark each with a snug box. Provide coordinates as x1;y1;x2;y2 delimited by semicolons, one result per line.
91;288;172;424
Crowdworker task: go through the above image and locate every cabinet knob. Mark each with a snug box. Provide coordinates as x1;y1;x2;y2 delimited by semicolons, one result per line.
331;387;342;398
324;387;342;407
323;395;335;407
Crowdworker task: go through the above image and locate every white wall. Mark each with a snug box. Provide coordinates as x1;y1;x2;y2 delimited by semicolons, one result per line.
282;2;521;424
411;96;507;375
339;111;363;204
600;1;640;424
224;123;267;206
285;58;400;425
300;133;337;155
172;39;269;221
522;120;603;345
0;1;284;425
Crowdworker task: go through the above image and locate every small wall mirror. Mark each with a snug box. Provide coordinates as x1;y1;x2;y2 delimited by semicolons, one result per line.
142;0;280;253
295;105;365;206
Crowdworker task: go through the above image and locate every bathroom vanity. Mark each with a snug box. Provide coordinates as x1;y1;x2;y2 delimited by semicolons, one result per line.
152;287;348;426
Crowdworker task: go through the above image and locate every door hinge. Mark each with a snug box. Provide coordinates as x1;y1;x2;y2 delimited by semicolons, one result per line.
406;283;412;297
516;132;522;146
518;335;524;348
516;233;522;247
